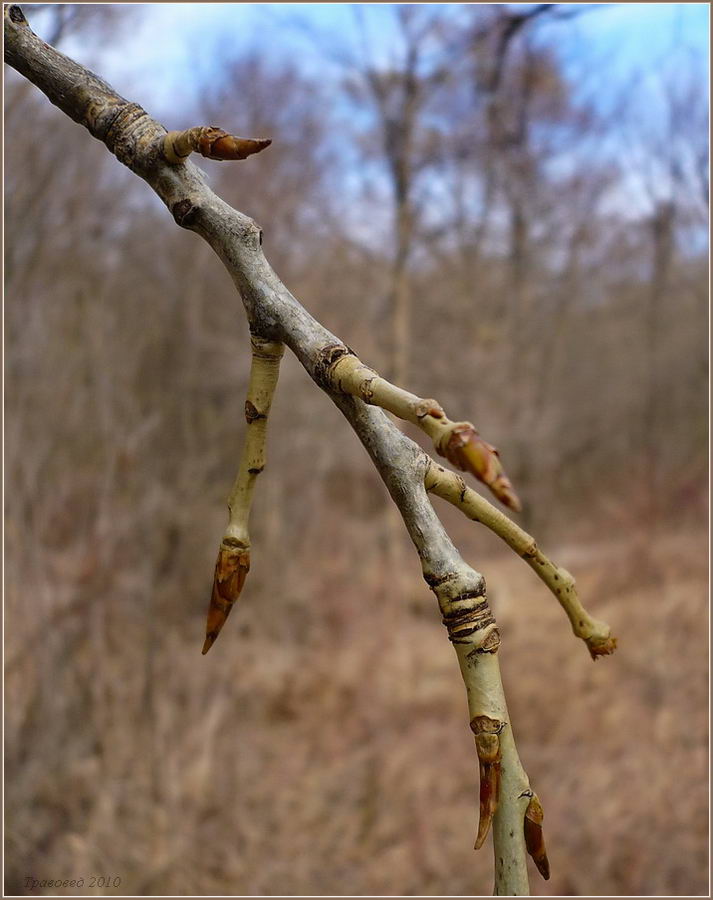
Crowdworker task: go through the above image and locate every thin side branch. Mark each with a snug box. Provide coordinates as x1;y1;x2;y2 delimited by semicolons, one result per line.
330;353;521;511
425;460;616;659
203;336;284;654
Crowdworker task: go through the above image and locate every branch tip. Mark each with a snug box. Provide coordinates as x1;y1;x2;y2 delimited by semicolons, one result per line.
587;632;618;660
202;543;250;654
163;127;271;165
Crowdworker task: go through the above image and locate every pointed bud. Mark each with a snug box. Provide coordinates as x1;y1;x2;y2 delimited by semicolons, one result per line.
474;731;501;849
202;542;250;654
470;716;503;850
197;127;271;161
438;423;521;512
524;794;550;880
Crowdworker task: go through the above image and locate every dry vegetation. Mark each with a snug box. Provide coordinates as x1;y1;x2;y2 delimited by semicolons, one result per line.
4;5;708;896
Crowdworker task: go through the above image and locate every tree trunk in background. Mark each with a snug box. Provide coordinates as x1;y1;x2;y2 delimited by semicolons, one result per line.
390;194;414;389
644;200;675;529
386;192;414;573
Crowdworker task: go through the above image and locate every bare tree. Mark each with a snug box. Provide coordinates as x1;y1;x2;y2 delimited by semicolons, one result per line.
347;6;450;387
4;6;617;896
465;13;600;526
621;61;709;529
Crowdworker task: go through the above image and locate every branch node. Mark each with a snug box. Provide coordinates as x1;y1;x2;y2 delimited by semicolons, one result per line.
414;398;445;419
314;342;356;389
244;400;266;424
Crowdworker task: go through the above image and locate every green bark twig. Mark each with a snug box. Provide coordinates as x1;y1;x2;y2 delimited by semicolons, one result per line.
203;336;284;655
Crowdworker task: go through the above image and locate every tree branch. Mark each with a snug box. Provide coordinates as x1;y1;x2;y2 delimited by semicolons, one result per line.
484;4;555;96
4;6;614;892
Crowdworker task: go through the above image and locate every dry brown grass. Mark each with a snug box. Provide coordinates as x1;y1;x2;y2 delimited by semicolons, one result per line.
5;498;708;896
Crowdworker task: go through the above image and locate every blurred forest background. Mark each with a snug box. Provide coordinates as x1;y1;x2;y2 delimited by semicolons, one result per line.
4;3;709;896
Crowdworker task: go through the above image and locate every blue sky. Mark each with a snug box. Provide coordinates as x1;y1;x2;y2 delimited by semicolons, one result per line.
47;3;708;115
24;3;707;227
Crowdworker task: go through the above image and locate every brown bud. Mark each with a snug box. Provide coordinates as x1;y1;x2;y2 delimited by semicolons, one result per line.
471;720;503;850
437;423;521;512
197;128;271;161
587;633;618;660
524;794;550;880
202;542;250;654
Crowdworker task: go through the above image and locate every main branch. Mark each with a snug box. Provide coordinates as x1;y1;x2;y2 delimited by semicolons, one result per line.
5;6;614;893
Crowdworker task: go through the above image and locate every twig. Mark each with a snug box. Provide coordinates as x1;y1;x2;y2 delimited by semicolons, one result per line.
425;460;616;658
203;336;284;654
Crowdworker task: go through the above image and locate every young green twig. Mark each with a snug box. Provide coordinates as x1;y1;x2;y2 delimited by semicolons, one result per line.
202;336;284;654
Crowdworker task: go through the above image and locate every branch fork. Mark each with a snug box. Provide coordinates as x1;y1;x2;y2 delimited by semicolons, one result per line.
328;352;521;511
